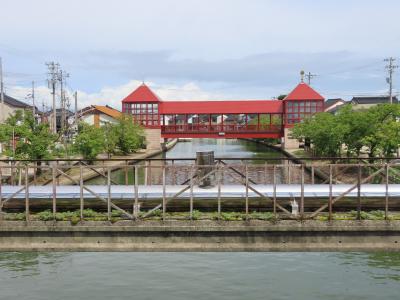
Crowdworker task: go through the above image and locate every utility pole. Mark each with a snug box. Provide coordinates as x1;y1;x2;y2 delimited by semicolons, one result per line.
305;72;318;85
31;81;35;120
46;62;60;134
74;91;78;126
0;57;5;123
59;70;69;138
384;57;398;104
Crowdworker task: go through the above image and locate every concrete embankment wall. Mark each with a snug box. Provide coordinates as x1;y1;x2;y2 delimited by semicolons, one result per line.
0;220;399;252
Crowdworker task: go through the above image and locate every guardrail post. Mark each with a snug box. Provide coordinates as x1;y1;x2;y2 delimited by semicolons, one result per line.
311;165;315;184
0;166;3;217
148;160;152;186
190;165;194;220
385;163;389;220
144;161;148;186
52;163;57;219
329;164;333;221
25;165;29;222
357;163;362;220
300;164;304;218
273;165;276;216
125;160;128;185
172;159;176;185
217;163;222;219
162;165;166;221
134;166;139;219
79;164;83;220
245;164;249;220
107;167;111;221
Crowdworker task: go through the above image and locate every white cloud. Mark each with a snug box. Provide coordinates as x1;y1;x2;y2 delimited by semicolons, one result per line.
6;80;228;112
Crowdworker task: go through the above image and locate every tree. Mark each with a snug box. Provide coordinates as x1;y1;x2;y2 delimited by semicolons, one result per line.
277;94;287;100
102;122;118;158
291;112;346;157
336;105;371;156
0;110;56;160
361;104;400;157
74;123;104;161
114;114;145;154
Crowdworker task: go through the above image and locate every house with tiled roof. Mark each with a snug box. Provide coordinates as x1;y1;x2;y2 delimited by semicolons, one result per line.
324;98;346;113
0;94;35;123
350;96;398;110
78;105;121;127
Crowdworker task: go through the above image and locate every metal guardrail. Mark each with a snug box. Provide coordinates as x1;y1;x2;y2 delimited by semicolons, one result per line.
0;159;399;222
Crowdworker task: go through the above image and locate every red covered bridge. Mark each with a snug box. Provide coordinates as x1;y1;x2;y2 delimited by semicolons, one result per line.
121;81;324;141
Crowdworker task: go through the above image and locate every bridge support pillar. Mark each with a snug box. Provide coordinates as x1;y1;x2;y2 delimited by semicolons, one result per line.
144;128;162;150
282;128;300;150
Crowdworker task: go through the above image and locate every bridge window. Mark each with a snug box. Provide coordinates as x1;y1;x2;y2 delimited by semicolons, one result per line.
285;100;323;124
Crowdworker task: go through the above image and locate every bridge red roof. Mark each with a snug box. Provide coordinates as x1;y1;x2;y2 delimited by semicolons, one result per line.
285;82;324;101
159;100;283;114
122;83;161;103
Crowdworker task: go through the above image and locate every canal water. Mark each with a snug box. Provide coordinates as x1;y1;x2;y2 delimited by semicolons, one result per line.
0;252;399;300
87;139;302;185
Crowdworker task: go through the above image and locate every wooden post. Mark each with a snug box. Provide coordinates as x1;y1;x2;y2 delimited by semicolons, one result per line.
56;161;60;185
52;163;57;219
162;165;166;220
385;163;389;220
134;166;139;219
172;159;175;185
125;160;129;185
148;160;152;186
264;162;268;184
107;167;111;221
357;163;362;220
190;165;194;220
217;164;222;219
25;166;29;222
329;164;333;221
11;161;15;186
144;161;148;186
311;165;315;184
300;164;304;218
245;164;249;219
273;165;276;216
0;166;2;217
79;164;83;220
33;162;37;185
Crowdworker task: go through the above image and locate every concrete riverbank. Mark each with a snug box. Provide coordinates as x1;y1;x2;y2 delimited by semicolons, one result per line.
0;220;399;252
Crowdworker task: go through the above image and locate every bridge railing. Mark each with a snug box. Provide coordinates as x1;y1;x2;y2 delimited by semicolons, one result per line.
0;158;399;222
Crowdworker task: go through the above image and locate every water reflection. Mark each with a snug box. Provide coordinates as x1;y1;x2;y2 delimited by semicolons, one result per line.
0;252;68;277
338;252;400;282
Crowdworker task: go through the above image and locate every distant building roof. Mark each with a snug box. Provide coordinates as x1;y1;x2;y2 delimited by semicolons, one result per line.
2;94;32;108
284;82;324;101
93;105;121;119
78;105;121;119
325;98;345;108
121;83;161;103
351;96;398;105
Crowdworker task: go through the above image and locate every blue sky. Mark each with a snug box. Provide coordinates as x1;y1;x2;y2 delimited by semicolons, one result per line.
0;0;399;109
